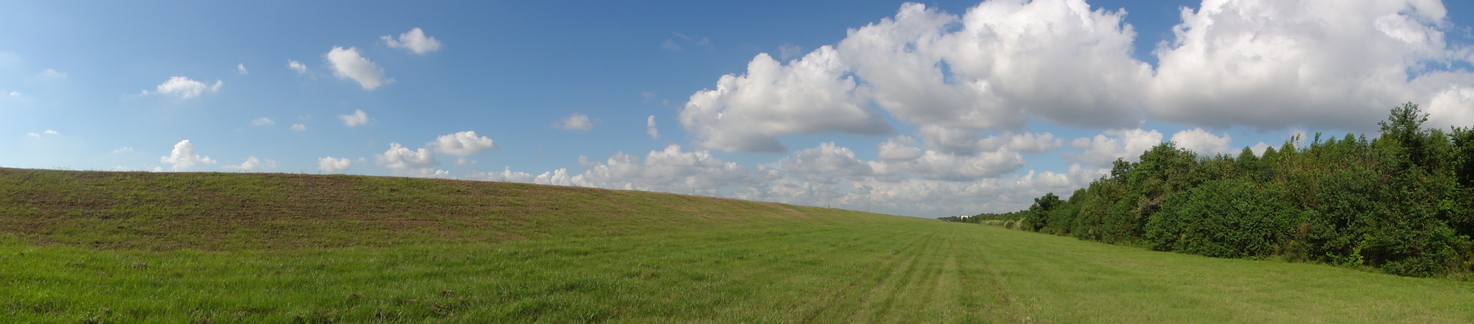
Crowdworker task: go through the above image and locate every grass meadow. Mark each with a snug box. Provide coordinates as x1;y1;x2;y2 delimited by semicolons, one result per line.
2;168;1472;322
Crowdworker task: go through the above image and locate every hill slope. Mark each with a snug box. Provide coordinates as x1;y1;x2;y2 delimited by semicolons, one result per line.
0;168;888;250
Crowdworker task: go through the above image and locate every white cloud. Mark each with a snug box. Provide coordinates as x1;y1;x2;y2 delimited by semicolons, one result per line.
326;46;391;90
553;113;595;131
1148;0;1472;131
376;143;438;170
1066;128;1164;166
39;69;67;80
224;156;277;171
468;167;536;182
287;60;308;74
646;115;660;139
44;130;58;135
429;131;497;156
533;145;773;193
781;141;1026;182
892;149;1026;182
837;1;1149;131
917;126;1064;156
877;136;924;162
160;139;216;171
404;168;451;178
1250;142;1274;156
662;39;683;52
318;156;351;173
455;157;477;166
291;123;307;131
339;109;370;127
663;32;712;52
26;130;59;138
250;117;274;126
679;47;892;152
1170;128;1234;156
149;76;222;99
1427;85;1474;130
458;141;1101;216
781;142;876;184
7;91;18;97
112;146;133;153
237;63;248;74
382;28;442;54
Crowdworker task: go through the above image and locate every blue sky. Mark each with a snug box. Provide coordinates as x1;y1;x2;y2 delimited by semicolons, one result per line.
4;0;1474;217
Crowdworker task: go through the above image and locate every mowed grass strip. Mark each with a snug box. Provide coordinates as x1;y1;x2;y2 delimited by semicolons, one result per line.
3;168;1473;322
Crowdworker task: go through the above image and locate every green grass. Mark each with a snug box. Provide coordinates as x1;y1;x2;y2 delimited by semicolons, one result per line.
3;168;1473;322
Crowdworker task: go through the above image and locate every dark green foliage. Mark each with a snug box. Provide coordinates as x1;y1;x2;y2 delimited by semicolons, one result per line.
984;102;1474;278
1145;180;1297;258
1024;193;1062;231
1305;168;1385;266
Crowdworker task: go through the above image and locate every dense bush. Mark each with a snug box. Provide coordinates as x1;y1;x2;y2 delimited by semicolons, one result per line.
979;103;1474;278
1145;179;1296;258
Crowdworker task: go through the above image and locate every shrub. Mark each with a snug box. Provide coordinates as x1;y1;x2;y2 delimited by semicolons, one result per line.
1145;179;1298;258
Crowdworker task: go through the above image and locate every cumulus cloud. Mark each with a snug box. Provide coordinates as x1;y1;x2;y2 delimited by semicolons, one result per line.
917;126;1064;156
877;136;924;162
291;123;307;131
376;143;438;170
326;46;391;90
1066;128;1164;166
26;130;58;138
468;167;536;183
837;1;1149;131
533;145;774;193
382;28;442;54
318;156;351;173
1170;128;1233;155
782;142;876;184
782;141;1026;182
237;63;248;74
149;76;222;99
829;163;1107;215
1427;85;1474;129
287;60;308;74
250;117;274;126
429;131;497;156
646;115;660;139
553;113;595;131
467;140;1100;216
160;139;216;171
339;109;370;127
1148;0;1473;131
224;156;277;171
679;47;893;152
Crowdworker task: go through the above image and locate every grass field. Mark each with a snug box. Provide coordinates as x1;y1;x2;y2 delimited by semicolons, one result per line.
3;168;1473;323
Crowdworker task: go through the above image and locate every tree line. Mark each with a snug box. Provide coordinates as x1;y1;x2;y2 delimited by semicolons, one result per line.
948;103;1474;278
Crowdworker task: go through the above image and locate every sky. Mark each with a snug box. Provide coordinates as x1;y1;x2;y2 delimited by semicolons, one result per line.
3;0;1474;217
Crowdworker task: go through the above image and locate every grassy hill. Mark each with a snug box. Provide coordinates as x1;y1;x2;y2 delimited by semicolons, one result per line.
0;167;883;250
2;168;1472;323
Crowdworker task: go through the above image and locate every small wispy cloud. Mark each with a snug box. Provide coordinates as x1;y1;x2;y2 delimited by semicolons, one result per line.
552;113;595;131
339;109;370;127
382;28;442;54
